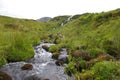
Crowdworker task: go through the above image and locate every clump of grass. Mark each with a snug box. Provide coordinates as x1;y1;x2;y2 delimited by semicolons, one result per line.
49;45;60;53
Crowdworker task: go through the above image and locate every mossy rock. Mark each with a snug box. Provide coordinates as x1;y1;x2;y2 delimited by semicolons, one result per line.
52;52;60;59
21;64;33;70
42;45;49;51
72;50;91;61
0;71;12;80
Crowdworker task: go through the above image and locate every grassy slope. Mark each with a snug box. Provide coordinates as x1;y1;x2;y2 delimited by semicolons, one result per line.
50;9;120;57
48;9;120;80
0;16;56;66
0;9;120;79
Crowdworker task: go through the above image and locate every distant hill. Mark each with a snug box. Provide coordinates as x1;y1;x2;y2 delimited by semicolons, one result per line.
37;17;52;22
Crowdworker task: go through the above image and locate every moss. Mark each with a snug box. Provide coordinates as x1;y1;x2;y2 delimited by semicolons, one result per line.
52;52;60;59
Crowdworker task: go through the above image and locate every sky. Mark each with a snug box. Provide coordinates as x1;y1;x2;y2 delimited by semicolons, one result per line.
0;0;120;19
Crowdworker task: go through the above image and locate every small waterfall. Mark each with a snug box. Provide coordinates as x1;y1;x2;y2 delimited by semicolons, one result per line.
0;43;73;80
61;16;73;26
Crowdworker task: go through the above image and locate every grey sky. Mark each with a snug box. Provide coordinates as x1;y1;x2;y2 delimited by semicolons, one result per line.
0;0;120;19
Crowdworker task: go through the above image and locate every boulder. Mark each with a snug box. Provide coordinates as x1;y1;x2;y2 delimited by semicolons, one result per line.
42;45;49;51
55;60;64;66
21;64;33;70
0;71;12;80
52;52;60;59
58;57;68;64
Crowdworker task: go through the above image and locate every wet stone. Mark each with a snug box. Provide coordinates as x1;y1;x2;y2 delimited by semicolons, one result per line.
0;71;12;80
21;64;33;70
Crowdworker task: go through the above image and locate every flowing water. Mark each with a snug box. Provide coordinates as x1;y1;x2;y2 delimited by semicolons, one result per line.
0;43;73;80
61;16;73;26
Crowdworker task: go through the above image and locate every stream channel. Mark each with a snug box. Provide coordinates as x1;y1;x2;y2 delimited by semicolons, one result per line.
0;42;74;80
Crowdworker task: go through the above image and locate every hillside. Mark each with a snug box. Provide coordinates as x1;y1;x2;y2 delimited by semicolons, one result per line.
0;9;120;80
37;17;52;22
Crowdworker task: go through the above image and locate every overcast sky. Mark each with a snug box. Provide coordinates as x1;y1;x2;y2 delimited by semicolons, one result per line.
0;0;120;19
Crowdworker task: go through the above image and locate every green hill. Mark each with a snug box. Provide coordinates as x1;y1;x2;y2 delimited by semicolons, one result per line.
0;9;120;80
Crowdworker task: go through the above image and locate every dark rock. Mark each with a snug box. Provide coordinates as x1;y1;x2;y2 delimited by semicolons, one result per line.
24;75;41;80
42;79;49;80
55;60;64;66
21;64;33;70
0;71;12;80
42;45;49;51
65;70;72;77
58;57;68;64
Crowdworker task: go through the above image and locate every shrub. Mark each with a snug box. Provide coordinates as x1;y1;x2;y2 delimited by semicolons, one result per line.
0;56;7;67
76;70;94;80
65;61;77;76
103;40;117;56
88;48;104;58
92;61;120;80
74;59;87;72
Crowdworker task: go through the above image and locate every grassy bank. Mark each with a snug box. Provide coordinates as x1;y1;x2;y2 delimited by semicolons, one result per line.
0;16;55;66
0;9;120;79
47;9;120;79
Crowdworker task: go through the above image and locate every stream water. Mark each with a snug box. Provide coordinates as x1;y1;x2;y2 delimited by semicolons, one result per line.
61;16;73;26
0;43;73;80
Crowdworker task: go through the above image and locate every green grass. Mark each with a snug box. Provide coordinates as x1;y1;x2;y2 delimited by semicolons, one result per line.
0;9;120;79
0;16;55;65
48;9;120;79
